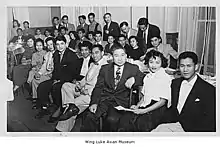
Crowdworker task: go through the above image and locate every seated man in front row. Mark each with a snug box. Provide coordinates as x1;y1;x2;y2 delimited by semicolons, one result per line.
153;51;216;132
81;46;145;132
54;44;108;132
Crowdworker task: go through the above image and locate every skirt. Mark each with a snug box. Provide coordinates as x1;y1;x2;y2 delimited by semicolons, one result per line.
118;100;167;132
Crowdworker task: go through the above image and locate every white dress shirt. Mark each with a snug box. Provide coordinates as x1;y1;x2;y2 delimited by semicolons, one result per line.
141;68;172;107
177;75;198;113
144;25;149;44
80;56;91;77
114;64;124;80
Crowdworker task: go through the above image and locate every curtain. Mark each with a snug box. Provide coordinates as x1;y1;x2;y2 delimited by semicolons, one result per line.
12;7;30;29
178;7;198;54
7;7;13;42
148;7;179;46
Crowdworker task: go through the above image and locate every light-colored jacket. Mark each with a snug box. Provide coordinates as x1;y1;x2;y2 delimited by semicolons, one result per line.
80;57;108;96
38;51;54;76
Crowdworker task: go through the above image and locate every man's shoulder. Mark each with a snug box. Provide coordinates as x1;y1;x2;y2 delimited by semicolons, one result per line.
171;77;183;85
125;62;139;70
197;75;215;90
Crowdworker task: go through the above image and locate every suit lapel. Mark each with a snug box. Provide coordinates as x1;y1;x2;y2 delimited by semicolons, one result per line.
180;77;200;115
108;63;115;89
173;78;184;108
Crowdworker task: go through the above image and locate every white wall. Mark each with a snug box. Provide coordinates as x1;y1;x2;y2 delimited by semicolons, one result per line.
28;7;52;27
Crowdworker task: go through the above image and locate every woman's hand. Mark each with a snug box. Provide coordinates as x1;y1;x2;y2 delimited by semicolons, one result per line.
133;109;148;114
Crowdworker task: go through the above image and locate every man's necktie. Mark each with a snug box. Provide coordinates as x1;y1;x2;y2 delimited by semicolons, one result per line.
143;31;146;41
115;67;121;89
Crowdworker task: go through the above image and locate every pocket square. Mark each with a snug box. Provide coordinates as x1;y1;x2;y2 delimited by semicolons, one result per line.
195;98;200;102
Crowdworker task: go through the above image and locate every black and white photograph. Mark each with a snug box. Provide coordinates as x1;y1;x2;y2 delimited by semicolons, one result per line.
3;5;217;135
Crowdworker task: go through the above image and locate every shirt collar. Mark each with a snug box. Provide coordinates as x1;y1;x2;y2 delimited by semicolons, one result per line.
182;74;198;86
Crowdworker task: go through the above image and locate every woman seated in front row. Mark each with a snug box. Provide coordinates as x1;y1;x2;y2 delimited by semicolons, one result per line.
118;49;172;132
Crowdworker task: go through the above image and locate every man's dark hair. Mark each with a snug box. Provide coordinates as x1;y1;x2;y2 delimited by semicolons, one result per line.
23;21;30;25
104;13;111;18
118;34;126;40
138;17;149;26
55;35;66;43
78;41;92;51
120;21;129;28
92;44;104;52
16;28;23;32
178;51;198;65
45;37;55;44
94;31;102;36
62;15;68;20
53;17;59;21
79;15;86;20
77;28;86;34
88;12;95;18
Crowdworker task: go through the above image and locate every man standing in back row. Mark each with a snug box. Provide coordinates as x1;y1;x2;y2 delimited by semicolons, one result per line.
103;13;120;41
137;17;160;52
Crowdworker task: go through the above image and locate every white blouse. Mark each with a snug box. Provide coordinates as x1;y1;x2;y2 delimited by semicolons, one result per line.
140;68;172;107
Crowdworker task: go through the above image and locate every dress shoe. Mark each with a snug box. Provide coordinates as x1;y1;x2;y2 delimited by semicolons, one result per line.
59;104;79;121
35;109;51;119
47;107;63;123
54;128;61;132
48;115;60;123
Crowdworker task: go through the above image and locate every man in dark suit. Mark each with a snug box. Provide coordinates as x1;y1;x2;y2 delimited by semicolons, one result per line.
81;46;145;132
52;17;62;32
35;35;81;119
117;34;132;55
153;51;216;132
76;15;89;36
137;17;160;53
103;13;120;41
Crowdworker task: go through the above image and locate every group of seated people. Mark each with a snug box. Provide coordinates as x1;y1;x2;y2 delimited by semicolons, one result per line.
8;12;216;132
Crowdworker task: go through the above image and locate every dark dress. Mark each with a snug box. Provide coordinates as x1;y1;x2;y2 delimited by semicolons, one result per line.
68;39;78;50
117;100;167;132
127;47;144;60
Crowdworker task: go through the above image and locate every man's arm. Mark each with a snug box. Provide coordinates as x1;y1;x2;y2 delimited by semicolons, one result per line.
132;65;145;88
201;84;216;131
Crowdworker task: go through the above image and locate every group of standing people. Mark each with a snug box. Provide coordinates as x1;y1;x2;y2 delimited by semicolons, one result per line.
8;11;215;132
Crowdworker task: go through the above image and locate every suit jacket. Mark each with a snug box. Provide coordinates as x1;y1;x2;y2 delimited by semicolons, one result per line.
137;24;160;52
62;23;75;33
77;56;94;81
162;76;216;132
90;62;145;108
121;28;138;39
52;24;62;31
52;48;81;82
103;21;120;41
80;57;108;96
